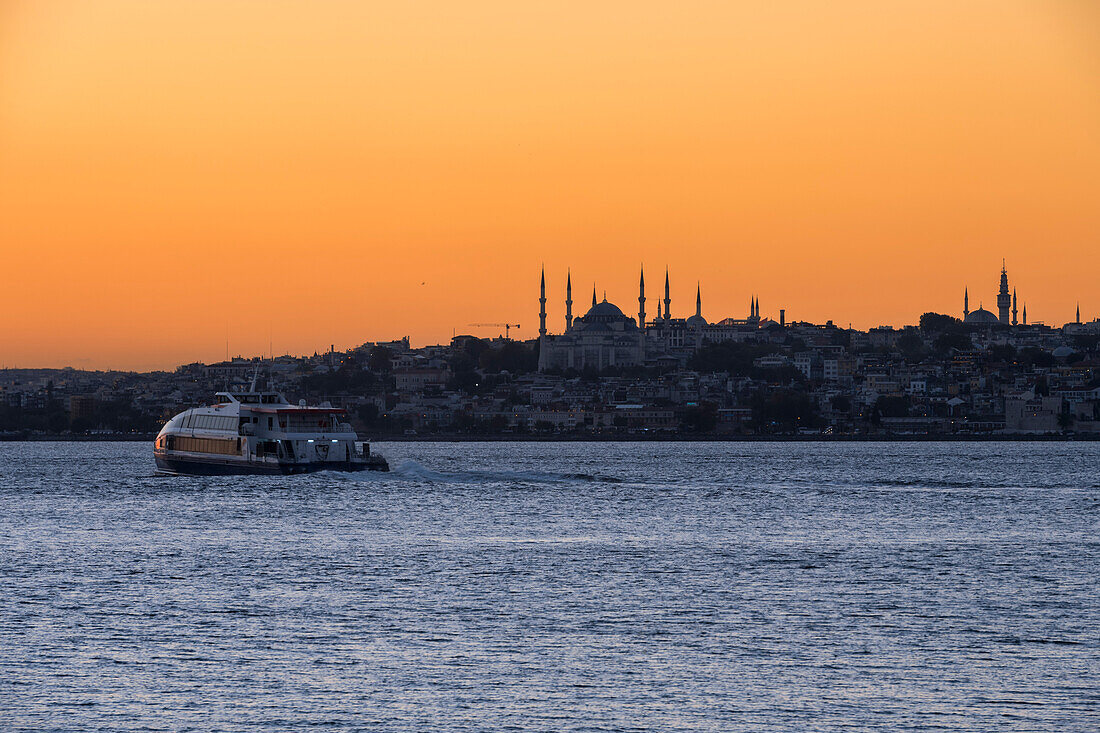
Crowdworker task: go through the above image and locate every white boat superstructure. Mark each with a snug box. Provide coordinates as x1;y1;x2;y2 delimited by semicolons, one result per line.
154;391;388;475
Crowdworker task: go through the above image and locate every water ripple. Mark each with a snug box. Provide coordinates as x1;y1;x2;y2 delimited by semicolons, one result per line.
0;440;1098;732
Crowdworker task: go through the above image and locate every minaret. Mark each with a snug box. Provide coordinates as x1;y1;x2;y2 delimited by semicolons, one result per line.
1077;302;1081;324
695;283;702;319
997;260;1010;324
1012;289;1018;326
663;268;671;321
565;270;573;330
749;296;755;320
964;288;969;319
592;286;597;308
1023;303;1027;325
638;267;646;328
539;267;547;337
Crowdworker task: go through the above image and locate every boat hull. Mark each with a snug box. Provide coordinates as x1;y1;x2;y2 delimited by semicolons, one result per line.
154;452;389;476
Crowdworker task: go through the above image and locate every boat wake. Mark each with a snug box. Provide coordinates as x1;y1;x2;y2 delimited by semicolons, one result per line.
379;460;625;485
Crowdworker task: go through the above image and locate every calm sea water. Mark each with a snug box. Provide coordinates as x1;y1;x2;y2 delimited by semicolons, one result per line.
0;441;1097;732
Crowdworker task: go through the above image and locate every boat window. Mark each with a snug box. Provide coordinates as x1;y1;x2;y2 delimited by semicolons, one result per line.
172;436;239;455
262;394;281;404
190;414;237;432
281;412;344;432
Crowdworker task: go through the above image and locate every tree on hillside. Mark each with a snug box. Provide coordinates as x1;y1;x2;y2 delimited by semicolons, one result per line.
368;346;393;373
872;395;910;420
933;331;972;355
988;343;1017;363
751;390;819;433
920;312;961;334
1019;347;1055;368
897;331;926;359
479;341;538;374
690;342;779;376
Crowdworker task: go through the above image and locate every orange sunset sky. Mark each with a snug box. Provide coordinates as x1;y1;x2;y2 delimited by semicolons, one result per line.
2;1;1099;370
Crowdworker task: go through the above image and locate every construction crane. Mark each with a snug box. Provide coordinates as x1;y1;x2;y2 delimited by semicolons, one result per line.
468;323;521;340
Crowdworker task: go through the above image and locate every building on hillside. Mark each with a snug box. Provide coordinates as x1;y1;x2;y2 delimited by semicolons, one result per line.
963;261;1033;327
68;395;96;420
1004;393;1062;433
536;267;768;372
537;269;645;371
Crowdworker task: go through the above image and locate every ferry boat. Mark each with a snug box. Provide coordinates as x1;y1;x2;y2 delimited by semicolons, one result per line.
154;391;388;475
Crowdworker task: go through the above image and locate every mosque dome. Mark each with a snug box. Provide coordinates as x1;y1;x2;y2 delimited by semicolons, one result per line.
686;314;708;328
584;300;626;319
964;307;1000;325
572;298;638;332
